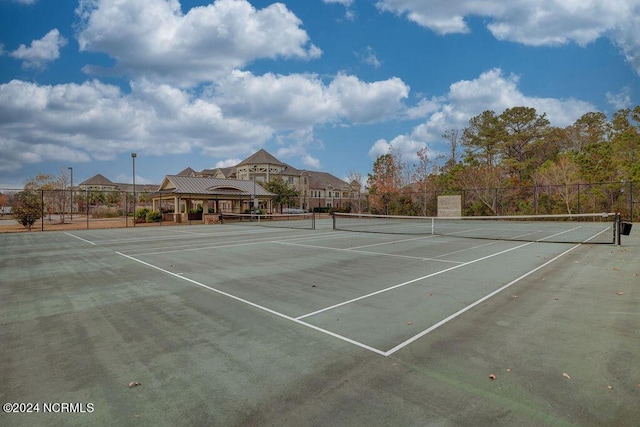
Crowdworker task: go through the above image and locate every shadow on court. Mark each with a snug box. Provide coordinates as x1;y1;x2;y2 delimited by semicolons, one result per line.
1;223;639;426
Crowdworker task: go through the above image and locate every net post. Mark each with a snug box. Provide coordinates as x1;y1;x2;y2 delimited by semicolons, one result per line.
616;213;621;246
312;212;315;230
332;212;336;230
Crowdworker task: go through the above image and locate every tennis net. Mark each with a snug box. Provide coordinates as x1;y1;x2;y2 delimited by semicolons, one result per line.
332;212;619;244
221;212;315;230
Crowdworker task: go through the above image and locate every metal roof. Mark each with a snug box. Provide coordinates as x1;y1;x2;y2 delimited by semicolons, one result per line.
160;175;273;196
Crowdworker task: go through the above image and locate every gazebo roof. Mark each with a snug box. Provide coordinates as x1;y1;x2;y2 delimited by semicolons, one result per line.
158;175;273;197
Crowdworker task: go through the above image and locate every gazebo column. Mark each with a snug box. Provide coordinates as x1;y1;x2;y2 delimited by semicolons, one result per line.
174;195;181;222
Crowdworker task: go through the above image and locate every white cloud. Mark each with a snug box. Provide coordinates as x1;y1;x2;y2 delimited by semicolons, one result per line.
327;74;409;123
0;69;410;173
370;68;597;161
76;0;321;87
606;87;633;110
10;29;67;69
214;158;242;168
213;70;409;127
368;138;392;160
376;0;640;74
323;0;354;5
356;46;382;68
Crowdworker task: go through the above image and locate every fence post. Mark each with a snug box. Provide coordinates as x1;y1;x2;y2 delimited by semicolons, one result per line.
86;189;89;229
629;181;633;222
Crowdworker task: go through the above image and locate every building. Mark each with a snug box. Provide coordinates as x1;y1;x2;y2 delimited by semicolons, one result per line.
199;149;362;211
78;174;158;194
81;149;364;223
152;174;273;223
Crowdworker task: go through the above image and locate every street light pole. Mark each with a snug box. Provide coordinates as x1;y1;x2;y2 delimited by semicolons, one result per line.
68;167;73;221
131;153;137;227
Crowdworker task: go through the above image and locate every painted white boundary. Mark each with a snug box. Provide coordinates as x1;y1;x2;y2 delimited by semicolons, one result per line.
66;227;585;357
116;251;387;356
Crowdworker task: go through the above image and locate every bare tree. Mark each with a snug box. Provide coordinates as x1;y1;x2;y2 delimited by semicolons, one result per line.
442;129;460;170
24;168;70;223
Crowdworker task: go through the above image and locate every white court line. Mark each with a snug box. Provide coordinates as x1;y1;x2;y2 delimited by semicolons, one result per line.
64;232;96;245
383;243;582;356
296;241;535;320
115;251;387;356
296;226;588;322
93;227;289;245
274;240;463;264
122;231;339;257
348;234;438;250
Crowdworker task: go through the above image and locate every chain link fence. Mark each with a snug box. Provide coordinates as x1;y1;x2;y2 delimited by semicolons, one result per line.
363;180;638;220
2;181;637;232
0;188;172;232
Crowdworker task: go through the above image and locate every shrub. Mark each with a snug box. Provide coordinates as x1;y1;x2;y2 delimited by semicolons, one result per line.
145;210;162;223
91;206;120;218
135;207;150;220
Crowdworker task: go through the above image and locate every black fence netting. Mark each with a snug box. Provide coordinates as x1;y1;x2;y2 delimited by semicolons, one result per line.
0;188;169;232
362;180;638;221
1;181;637;232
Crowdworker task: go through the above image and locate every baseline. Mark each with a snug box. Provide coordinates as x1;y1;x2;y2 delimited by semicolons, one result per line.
115;251;387;356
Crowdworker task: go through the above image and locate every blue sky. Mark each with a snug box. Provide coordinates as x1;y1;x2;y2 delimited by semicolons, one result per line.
1;0;639;188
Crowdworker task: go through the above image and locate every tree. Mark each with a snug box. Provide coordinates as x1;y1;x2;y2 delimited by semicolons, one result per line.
462;110;504;167
454;165;505;215
610;107;640;181
442;129;460;172
533;155;581;214
564;112;610;153
13;190;42;231
367;152;401;214
0;192;7;215
411;147;432;215
24;169;69;224
264;176;300;213
499;106;551;182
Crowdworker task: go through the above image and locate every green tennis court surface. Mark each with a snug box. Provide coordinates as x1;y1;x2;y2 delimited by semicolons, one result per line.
1;220;639;426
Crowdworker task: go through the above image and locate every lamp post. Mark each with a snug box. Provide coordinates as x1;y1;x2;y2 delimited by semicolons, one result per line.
67;167;73;221
131;153;137;227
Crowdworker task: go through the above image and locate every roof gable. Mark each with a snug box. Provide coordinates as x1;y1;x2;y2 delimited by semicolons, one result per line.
308;171;350;189
176;167;197;177
237;149;284;167
79;174;115;186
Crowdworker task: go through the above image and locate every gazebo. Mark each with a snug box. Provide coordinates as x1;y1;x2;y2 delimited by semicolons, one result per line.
152;175;274;223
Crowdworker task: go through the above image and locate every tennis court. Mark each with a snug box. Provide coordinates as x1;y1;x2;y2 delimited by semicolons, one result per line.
1;216;639;426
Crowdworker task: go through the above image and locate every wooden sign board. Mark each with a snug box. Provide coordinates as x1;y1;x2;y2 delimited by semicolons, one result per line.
437;195;462;217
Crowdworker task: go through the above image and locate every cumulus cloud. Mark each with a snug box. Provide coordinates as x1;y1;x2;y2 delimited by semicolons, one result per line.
75;0;322;87
212;70;409;127
9;29;67;69
376;0;640;74
0;68;410;172
369;68;596;163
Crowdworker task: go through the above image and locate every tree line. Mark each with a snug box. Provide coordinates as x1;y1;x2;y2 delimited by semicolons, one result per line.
367;106;640;217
